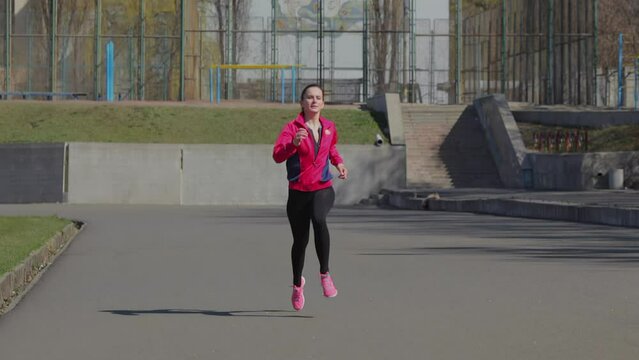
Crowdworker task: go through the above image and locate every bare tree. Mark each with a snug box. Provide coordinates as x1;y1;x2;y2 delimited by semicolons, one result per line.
369;0;404;93
599;0;639;69
598;0;639;105
34;0;91;91
202;0;251;97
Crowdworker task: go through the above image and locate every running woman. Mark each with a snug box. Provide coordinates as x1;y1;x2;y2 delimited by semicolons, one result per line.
273;84;348;311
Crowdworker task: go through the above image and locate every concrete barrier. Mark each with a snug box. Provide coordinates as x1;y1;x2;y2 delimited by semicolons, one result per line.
333;145;406;205
68;143;181;204
423;197;639;228
474;94;529;188
366;93;405;145
528;152;639;190
66;143;406;206
182;144;287;205
0;143;65;203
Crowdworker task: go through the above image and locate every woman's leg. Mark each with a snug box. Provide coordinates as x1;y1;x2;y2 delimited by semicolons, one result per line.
310;187;335;274
287;189;312;287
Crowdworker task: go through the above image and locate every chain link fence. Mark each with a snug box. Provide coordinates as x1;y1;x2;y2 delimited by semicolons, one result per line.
1;0;637;107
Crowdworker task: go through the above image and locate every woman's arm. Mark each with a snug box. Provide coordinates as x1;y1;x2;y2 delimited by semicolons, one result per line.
328;125;347;179
273;124;298;163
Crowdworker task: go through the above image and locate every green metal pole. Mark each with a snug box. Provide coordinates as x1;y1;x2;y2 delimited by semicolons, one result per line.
94;0;101;100
5;0;11;95
402;2;408;100
330;19;335;91
129;29;134;99
547;0;554;104
50;0;57;95
458;0;462;104
28;14;32;92
592;0;599;106
271;0;277;101
456;0;462;104
296;27;300;83
317;0;324;88
362;0;368;101
226;0;233;99
501;0;507;94
409;0;416;103
139;0;145;100
179;0;185;101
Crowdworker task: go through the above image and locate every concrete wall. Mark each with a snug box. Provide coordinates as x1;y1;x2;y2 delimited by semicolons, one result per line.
68;143;182;204
477;94;639;190
67;143;405;205
474;94;529;188
181;145;286;205
0;144;65;203
529;152;639;190
334;145;406;204
366;93;405;145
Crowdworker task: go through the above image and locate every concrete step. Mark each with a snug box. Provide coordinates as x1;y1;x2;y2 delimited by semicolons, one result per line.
402;105;503;189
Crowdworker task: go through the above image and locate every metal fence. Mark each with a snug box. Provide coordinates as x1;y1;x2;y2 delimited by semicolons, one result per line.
1;0;636;107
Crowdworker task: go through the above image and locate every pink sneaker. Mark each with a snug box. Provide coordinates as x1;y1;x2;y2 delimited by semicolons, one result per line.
320;273;338;298
291;276;305;311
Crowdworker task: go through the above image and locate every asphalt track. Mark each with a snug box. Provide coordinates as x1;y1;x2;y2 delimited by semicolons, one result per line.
0;204;638;360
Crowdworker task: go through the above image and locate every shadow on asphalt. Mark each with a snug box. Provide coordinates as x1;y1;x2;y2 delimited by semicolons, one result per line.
330;209;639;264
100;309;312;318
358;246;639;263
197;207;639;264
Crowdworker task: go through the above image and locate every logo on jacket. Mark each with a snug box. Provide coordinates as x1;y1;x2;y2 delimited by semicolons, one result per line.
325;129;331;135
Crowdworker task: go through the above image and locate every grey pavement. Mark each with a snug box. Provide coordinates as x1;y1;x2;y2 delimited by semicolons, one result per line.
1;204;639;359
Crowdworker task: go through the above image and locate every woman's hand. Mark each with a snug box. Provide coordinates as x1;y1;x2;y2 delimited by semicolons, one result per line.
336;163;348;180
293;128;308;147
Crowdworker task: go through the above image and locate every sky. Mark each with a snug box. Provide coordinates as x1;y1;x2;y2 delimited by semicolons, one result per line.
251;0;449;21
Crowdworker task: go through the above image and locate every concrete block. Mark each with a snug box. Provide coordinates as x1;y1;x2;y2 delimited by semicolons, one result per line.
334;145;406;205
68;143;181;204
384;93;406;145
13;264;26;289
48;232;63;253
474;94;527;188
0;273;14;301
578;206;639;228
182;144;288;205
182;144;405;206
0;143;65;203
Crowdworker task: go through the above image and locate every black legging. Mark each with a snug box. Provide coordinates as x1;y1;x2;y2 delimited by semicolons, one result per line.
287;187;335;287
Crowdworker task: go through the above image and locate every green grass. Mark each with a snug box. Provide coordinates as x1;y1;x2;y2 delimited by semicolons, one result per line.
0;102;386;144
0;217;71;276
518;122;639;152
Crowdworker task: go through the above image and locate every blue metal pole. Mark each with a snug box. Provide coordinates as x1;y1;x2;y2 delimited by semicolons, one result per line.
209;67;213;103
292;66;296;103
106;41;114;102
5;0;11;96
106;42;109;101
216;67;221;104
618;33;623;109
104;43;108;101
281;68;285;104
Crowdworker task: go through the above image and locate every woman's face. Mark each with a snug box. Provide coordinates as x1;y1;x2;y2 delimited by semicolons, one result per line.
300;86;324;115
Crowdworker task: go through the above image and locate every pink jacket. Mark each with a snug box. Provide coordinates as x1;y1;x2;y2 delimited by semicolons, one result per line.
273;113;344;192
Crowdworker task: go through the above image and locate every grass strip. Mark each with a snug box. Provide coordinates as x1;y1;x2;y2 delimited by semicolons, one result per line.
0;217;72;276
0;102;385;145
